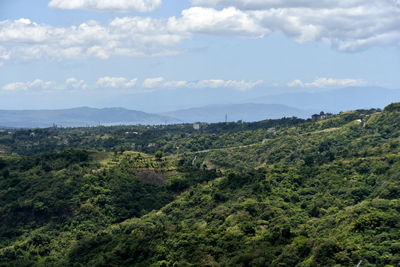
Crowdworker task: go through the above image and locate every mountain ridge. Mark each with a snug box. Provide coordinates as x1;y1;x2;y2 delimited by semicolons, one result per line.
0;107;181;128
0;104;314;127
250;86;400;112
162;103;315;123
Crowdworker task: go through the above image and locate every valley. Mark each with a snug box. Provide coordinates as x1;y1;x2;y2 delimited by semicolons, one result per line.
0;104;399;266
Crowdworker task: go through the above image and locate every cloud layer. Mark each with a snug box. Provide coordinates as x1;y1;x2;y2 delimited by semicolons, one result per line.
2;79;56;92
1;77;262;92
194;0;400;51
193;0;370;9
48;0;162;12
3;76;368;94
0;18;183;64
1;1;399;65
142;77;263;91
288;77;366;88
0;8;265;65
96;77;138;88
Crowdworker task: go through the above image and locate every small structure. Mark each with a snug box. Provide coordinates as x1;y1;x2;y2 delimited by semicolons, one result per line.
193;123;200;130
125;131;139;135
311;111;334;122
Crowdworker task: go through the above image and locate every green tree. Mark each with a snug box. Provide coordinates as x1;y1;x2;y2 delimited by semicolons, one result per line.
155;151;163;161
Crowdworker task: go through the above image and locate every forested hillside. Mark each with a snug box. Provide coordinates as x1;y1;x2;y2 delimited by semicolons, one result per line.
0;104;399;266
0;150;218;266
0;117;304;156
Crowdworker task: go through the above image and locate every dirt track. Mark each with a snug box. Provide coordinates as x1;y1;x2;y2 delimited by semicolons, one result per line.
0;145;8;156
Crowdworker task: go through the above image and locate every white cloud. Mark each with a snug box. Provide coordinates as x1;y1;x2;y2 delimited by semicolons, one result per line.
0;18;182;64
163;80;189;88
2;79;56;91
193;0;368;9
193;0;400;51
0;7;268;65
2;78;89;92
2;77;263;93
169;7;267;37
0;1;399;66
288;77;366;88
65;77;89;90
1;76;140;92
96;76;138;88
48;0;162;12
192;79;263;90
142;77;263;90
142;77;165;88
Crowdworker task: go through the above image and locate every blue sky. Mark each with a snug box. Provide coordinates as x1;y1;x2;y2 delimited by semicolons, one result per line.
1;0;400;111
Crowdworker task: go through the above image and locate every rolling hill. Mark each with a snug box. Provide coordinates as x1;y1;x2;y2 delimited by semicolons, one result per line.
0;103;399;266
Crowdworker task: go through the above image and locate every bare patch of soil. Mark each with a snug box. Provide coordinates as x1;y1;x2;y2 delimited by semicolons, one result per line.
136;170;167;185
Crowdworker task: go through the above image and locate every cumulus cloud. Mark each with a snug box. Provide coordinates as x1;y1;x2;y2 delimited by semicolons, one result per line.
169;7;267;37
142;77;166;88
0;8;267;65
2;76;262;93
142;77;263;90
0;18;183;63
2;79;56;91
96;76;138;88
193;79;263;90
65;78;89;90
0;1;399;66
1;1;398;65
1;78;90;92
2;76;372;93
288;77;366;88
48;0;162;12
193;0;368;9
193;0;400;51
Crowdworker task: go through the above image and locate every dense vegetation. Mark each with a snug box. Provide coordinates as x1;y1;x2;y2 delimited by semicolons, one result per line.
0;118;304;156
0;104;399;266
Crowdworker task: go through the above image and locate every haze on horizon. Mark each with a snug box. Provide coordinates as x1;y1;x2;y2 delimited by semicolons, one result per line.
1;0;400;112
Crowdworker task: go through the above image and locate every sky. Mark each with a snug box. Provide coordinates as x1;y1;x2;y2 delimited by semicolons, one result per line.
0;0;400;112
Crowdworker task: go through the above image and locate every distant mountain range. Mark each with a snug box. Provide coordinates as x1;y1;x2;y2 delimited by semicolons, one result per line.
251;87;400;112
163;103;314;123
1;86;399;128
67;86;399;113
0;107;180;128
0;104;313;128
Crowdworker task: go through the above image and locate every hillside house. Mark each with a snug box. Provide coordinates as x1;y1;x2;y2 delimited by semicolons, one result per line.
311;112;334;122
